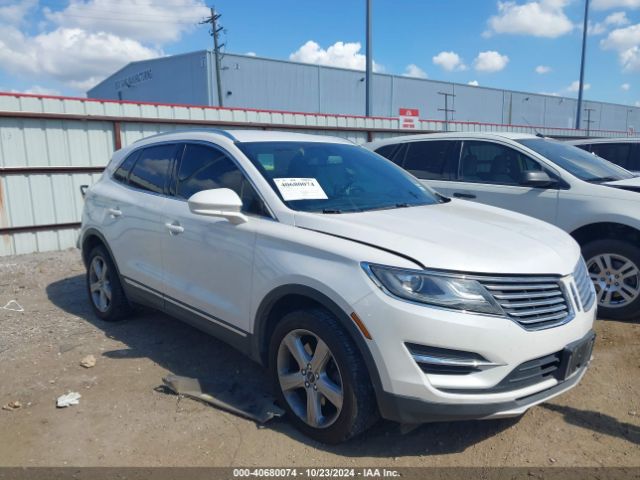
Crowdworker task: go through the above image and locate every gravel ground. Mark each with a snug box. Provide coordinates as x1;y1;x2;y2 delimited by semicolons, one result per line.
0;249;638;467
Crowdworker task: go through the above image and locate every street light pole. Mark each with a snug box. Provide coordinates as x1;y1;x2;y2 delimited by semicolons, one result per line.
365;0;372;117
576;0;590;130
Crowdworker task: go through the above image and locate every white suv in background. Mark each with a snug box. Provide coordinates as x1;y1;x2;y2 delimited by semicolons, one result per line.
79;129;595;444
367;132;640;321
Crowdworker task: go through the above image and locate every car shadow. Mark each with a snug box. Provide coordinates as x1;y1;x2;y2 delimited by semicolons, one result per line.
47;273;517;457
542;404;639;445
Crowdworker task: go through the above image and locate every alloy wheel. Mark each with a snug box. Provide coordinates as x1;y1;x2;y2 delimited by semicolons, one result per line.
277;329;344;429
89;256;112;313
587;253;640;309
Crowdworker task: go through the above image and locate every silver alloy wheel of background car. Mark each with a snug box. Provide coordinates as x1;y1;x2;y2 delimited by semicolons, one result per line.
587;253;640;309
89;255;112;313
277;329;344;429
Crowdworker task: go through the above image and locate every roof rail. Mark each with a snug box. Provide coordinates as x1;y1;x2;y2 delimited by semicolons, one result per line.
134;128;238;143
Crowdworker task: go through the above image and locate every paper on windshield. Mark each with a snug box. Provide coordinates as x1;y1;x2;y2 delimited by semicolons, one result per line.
273;178;328;201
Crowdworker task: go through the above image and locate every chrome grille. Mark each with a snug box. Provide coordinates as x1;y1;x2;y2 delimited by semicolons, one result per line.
574;259;596;311
479;276;572;331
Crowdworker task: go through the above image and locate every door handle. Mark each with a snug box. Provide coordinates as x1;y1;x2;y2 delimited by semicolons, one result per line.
453;192;476;199
108;208;122;217
165;222;185;235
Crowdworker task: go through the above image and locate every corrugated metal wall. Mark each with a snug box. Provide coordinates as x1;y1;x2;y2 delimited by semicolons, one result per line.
88;52;640;133
0;92;635;256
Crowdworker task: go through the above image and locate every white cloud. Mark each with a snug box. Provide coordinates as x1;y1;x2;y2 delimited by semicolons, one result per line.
535;65;552;74
592;0;640;9
589;11;630;35
289;40;382;71
468;80;480;86
432;51;467;71
245;52;257;57
601;23;640;71
0;0;37;25
403;64;428;78
0;26;159;91
44;0;209;44
474;50;510;72
605;11;631;26
622;82;631;90
567;80;591;92
0;0;210;94
636;101;640;106
486;0;574;38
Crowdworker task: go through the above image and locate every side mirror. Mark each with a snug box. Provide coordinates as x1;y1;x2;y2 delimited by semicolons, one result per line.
520;171;557;188
187;188;248;224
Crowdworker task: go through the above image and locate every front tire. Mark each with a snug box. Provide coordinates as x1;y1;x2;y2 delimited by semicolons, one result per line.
583;239;640;321
269;308;378;444
86;245;131;322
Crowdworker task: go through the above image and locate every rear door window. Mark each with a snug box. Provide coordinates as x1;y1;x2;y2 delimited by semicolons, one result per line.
112;150;140;184
374;144;401;162
630;144;640;171
590;143;632;170
401;141;459;180
128;144;176;194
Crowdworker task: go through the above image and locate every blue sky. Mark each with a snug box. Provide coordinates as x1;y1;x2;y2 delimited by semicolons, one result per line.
0;0;638;106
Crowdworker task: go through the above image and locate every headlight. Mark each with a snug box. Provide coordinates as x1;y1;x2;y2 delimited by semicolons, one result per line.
363;263;504;315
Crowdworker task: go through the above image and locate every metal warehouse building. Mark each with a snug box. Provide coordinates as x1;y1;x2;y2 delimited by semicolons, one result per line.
88;50;640;133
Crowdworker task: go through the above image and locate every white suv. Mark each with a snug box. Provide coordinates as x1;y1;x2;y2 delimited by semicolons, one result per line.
367;132;640;321
79;129;595;443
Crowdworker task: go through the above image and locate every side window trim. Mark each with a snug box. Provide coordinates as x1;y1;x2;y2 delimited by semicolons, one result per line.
395;143;408;168
448;140;462;181
175;140;276;220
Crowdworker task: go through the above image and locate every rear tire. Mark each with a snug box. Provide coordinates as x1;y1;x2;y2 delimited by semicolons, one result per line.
582;239;640;321
268;308;378;444
86;245;132;322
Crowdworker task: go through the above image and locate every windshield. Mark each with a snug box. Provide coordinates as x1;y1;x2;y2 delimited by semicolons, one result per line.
517;138;635;182
238;142;442;213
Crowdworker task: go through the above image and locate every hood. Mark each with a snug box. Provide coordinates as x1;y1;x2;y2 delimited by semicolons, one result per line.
603;176;640;193
294;200;580;276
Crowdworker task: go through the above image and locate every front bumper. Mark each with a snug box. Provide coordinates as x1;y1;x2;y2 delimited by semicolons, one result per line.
377;361;588;423
352;282;597;421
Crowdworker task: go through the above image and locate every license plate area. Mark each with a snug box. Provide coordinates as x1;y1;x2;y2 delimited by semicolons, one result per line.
557;332;595;381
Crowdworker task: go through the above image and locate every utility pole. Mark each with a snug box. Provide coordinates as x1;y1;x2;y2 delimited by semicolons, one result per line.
576;0;590;129
201;7;224;107
365;0;373;116
438;92;456;132
584;108;596;136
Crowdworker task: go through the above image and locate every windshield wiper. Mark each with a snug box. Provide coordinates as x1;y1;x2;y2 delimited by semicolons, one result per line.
322;208;343;214
586;176;618;183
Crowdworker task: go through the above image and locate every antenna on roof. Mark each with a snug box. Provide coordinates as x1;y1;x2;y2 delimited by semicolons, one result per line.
520;114;545;138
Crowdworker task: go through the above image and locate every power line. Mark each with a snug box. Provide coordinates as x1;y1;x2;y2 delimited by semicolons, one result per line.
44;15;204;24
200;6;225;107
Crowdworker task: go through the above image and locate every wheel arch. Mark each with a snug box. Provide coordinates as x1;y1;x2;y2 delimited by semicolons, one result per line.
252;284;385;400
570;222;640;247
80;228;121;275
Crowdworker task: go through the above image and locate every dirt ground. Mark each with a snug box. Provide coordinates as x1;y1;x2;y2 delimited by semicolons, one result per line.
0;249;638;467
